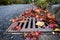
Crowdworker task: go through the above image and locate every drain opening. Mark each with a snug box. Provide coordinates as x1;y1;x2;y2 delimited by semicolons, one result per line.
17;22;20;26
35;19;38;28
30;19;33;28
20;23;24;28
25;22;29;28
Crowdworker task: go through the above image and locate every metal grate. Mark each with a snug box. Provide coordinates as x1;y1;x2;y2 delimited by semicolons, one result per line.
5;18;53;34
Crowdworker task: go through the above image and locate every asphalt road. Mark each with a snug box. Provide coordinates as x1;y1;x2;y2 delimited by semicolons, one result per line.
0;4;60;40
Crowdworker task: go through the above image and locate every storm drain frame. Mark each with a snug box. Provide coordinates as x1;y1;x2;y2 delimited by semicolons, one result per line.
5;18;53;34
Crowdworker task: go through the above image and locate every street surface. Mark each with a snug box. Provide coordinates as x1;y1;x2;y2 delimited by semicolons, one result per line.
0;4;60;40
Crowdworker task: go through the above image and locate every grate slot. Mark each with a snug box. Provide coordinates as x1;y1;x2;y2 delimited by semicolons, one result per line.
24;18;29;28
25;22;29;28
22;19;28;29
28;18;31;29
19;22;23;28
27;19;29;21
20;23;24;28
17;22;20;26
30;19;33;28
45;22;48;26
35;19;38;28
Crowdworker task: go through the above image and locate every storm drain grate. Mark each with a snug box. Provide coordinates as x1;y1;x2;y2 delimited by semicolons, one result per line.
19;18;37;29
5;18;53;34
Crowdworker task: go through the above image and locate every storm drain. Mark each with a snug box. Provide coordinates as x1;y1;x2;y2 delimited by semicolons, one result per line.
21;18;37;29
5;18;52;34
